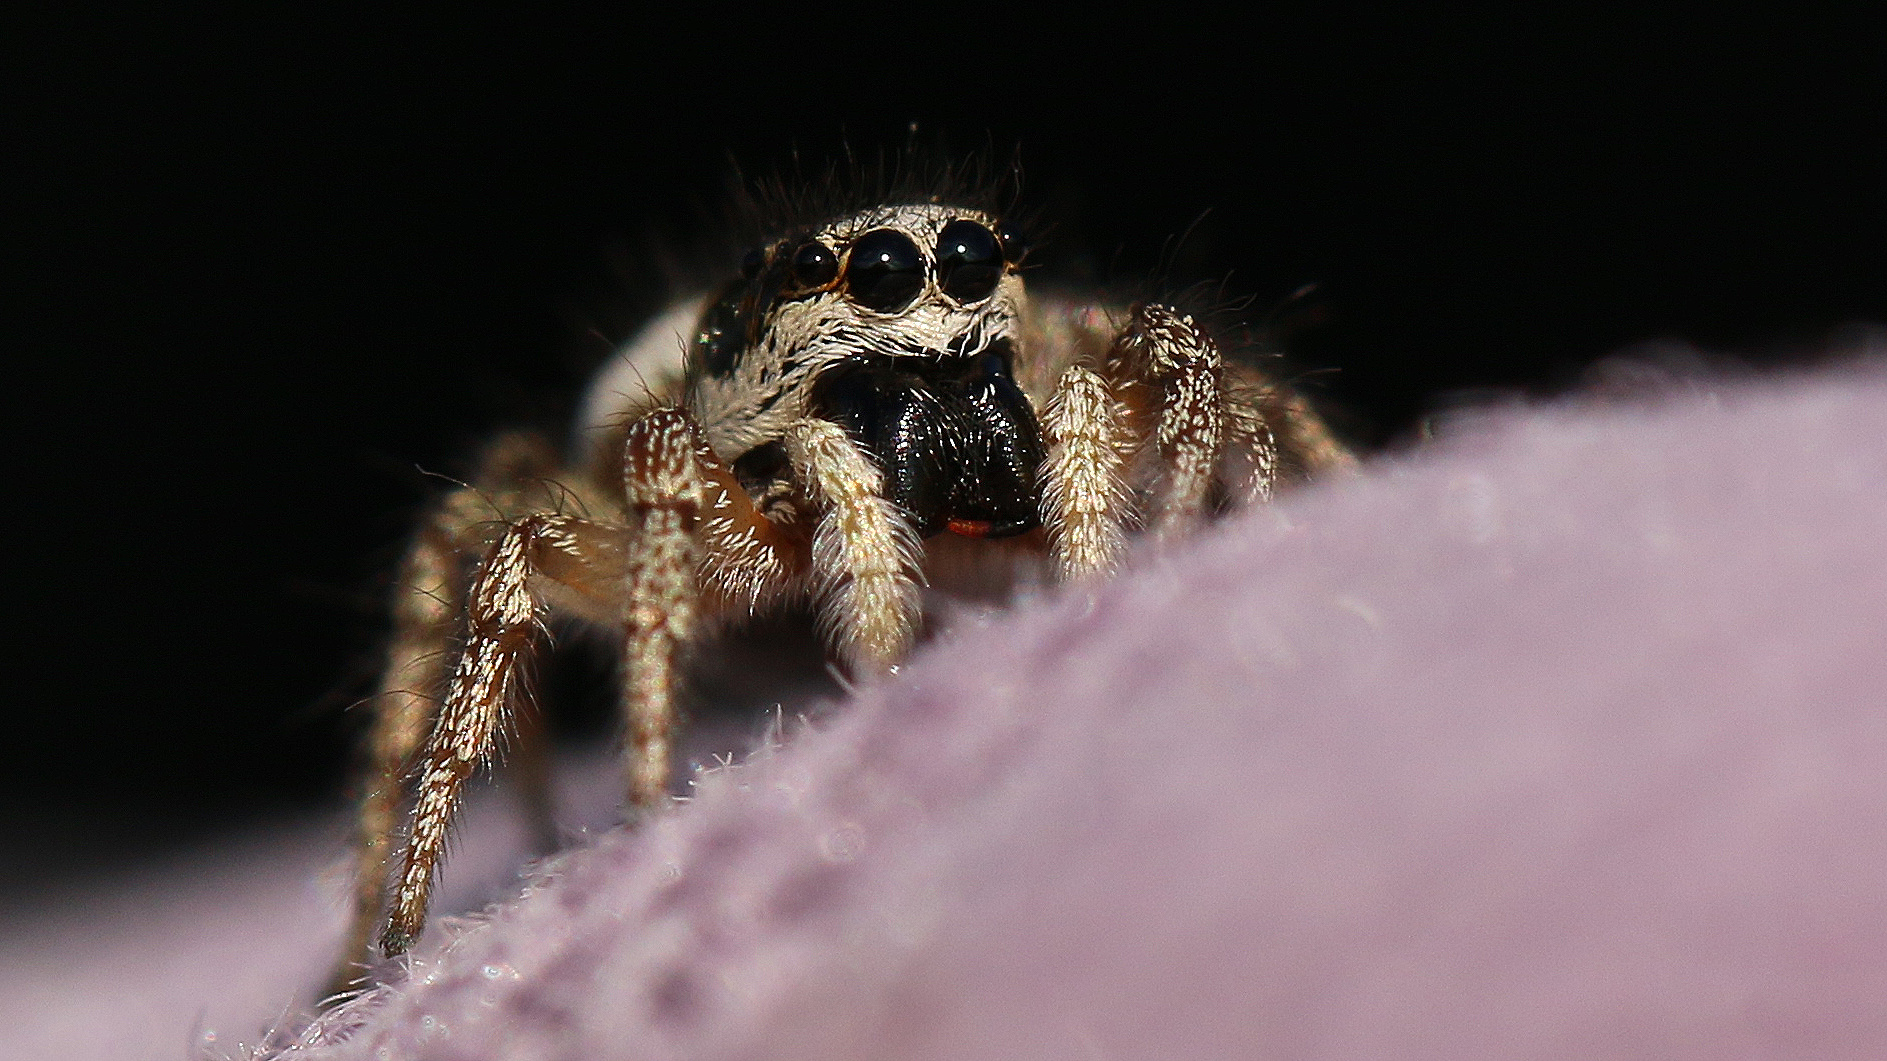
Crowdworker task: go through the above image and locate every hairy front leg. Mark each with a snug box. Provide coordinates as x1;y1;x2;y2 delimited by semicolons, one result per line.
615;406;811;807
618;410;707;809
782;417;924;675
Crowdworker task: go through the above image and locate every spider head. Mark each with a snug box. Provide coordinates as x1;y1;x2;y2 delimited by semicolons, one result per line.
691;205;1044;539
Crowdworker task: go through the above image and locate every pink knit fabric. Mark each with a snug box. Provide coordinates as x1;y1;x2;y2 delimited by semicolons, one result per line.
13;358;1887;1060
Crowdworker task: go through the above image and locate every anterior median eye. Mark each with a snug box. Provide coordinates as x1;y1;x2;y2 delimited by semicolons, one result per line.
844;229;925;313
935;219;1003;303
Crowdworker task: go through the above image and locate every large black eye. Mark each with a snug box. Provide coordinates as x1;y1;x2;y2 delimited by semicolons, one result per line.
791;240;838;289
844;229;925;313
935;219;1003;303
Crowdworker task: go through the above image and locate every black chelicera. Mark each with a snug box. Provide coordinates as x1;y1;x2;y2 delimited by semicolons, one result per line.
811;340;1045;540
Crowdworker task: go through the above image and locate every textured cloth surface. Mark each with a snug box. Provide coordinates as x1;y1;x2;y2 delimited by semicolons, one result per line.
12;362;1887;1061
279;362;1887;1059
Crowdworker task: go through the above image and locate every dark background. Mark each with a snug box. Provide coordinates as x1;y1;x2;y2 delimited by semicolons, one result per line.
9;10;1883;892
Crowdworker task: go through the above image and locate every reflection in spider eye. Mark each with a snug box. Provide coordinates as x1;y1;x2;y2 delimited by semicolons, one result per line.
844;229;925;312
996;221;1029;264
935;219;1003;303
791;241;838;289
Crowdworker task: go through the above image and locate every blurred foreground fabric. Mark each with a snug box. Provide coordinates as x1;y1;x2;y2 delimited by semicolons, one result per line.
8;356;1887;1060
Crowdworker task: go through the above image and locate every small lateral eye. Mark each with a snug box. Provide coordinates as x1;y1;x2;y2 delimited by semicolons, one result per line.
790;241;838;289
740;247;765;280
996;221;1029;264
844;229;925;313
935;219;1003;303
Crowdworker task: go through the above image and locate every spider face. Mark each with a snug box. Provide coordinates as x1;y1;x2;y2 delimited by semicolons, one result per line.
687;205;1042;538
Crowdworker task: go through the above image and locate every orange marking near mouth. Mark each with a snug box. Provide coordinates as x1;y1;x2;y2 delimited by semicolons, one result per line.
946;518;994;538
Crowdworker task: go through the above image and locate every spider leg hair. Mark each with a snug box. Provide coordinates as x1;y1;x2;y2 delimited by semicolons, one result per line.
379;511;619;956
1038;301;1338;583
1112;303;1229;540
333;431;561;990
332;502;460;991
782;417;925;676
617;409;707;809
1042;364;1135;581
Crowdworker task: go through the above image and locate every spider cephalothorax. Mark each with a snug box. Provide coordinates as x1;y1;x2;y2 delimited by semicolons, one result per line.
693;204;1043;541
331;185;1354;996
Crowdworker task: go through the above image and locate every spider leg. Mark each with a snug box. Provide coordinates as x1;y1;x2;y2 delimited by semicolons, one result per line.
1221;391;1284;505
331;433;562;994
781;417;924;675
1038;301;1351;583
330;507;460;994
379;511;617;957
362;410;810;963
617;406;818;807
1111;303;1229;540
1263;384;1360;481
1041;364;1135;580
1040;302;1230;579
617;410;709;809
508;694;560;856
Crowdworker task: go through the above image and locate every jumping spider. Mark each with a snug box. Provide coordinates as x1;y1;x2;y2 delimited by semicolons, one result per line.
333;183;1353;993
